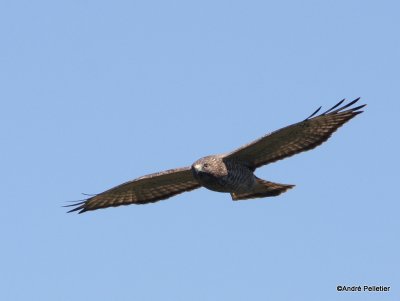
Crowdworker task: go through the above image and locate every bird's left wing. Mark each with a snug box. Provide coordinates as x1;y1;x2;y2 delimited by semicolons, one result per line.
224;98;365;169
66;167;200;213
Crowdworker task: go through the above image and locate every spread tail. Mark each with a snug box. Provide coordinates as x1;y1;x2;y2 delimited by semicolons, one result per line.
231;178;295;201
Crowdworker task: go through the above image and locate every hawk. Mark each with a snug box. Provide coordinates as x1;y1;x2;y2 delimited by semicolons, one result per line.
67;98;365;213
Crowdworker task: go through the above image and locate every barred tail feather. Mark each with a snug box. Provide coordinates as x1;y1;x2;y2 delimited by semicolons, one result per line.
231;178;294;201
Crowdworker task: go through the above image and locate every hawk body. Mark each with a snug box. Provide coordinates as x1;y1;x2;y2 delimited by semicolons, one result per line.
67;98;365;213
192;156;255;193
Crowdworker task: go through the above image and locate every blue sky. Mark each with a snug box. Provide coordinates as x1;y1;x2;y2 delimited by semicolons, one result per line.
0;0;399;300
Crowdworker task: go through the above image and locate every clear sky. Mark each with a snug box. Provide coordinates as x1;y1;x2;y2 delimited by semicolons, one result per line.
0;0;398;300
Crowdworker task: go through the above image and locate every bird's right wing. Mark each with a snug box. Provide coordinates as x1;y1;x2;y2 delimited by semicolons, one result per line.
66;167;200;213
224;98;365;169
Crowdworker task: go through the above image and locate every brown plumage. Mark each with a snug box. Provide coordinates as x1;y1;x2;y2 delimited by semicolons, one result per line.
66;98;365;213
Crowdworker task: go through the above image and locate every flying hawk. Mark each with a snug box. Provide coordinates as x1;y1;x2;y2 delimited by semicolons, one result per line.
67;98;365;213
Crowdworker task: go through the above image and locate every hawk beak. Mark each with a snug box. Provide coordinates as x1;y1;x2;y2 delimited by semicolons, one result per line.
194;164;203;172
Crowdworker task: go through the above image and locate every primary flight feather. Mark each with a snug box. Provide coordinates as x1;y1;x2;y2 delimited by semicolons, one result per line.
67;98;365;213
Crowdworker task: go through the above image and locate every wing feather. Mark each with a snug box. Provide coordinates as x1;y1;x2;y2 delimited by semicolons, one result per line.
224;98;365;169
66;167;200;213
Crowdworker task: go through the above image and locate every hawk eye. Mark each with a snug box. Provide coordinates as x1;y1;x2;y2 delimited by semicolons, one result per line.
203;163;209;168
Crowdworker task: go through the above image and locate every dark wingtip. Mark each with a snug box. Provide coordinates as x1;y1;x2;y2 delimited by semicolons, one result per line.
349;104;366;112
64;200;87;214
306;97;365;120
321;98;346;115
304;106;322;121
353;110;364;116
81;193;97;197
67;207;82;214
64;192;98;213
331;97;361;114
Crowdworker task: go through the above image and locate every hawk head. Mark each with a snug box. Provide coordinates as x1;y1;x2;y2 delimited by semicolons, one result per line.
191;155;227;179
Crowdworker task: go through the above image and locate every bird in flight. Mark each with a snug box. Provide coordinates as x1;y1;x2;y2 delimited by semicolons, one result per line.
67;98;365;213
